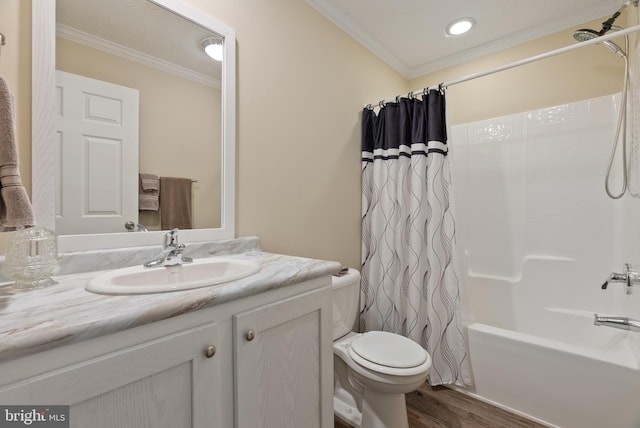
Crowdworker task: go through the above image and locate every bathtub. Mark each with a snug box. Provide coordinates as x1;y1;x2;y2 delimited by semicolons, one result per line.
460;260;640;428
449;94;640;428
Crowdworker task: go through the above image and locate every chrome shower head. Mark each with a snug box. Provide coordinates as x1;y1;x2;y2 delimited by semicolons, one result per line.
573;28;626;57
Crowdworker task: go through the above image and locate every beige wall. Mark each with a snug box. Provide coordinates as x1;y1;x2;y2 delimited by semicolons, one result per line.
194;2;632;268
4;1;637;270
56;37;222;230
185;0;406;268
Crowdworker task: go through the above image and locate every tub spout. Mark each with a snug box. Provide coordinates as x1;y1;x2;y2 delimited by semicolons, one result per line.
594;314;640;332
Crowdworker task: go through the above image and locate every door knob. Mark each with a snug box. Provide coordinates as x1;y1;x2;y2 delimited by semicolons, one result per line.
245;330;255;341
204;345;216;358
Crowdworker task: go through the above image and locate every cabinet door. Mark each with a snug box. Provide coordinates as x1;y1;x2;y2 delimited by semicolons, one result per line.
0;323;221;428
234;288;333;428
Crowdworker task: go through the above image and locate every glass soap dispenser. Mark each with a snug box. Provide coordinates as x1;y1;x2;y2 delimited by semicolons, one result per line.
2;226;60;290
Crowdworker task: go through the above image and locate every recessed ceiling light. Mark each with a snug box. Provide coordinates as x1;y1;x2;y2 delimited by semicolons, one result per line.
445;17;476;36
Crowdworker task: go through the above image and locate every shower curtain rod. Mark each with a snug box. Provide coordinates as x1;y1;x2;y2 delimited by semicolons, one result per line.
365;23;640;109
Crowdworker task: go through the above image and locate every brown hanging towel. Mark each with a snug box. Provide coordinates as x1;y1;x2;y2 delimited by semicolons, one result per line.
159;177;192;229
0;76;34;230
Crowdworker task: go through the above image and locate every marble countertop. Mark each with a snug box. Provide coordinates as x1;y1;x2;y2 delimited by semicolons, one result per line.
0;242;341;363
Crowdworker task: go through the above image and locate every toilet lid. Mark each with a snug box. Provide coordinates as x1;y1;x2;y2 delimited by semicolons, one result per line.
348;331;429;374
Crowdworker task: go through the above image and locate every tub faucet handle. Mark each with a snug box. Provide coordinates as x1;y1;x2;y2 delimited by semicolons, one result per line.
602;272;627;289
602;263;638;294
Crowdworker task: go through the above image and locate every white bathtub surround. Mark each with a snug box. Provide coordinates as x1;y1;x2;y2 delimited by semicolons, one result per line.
451;94;640;428
361;91;471;387
627;6;640;197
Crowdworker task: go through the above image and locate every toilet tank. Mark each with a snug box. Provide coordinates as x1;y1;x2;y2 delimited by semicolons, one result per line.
332;268;361;340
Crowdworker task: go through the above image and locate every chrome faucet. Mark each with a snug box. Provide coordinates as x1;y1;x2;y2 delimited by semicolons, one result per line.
601;263;639;294
144;229;193;268
125;221;149;232
594;314;640;332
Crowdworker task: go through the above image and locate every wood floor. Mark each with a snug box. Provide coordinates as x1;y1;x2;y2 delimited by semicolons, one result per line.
335;383;548;428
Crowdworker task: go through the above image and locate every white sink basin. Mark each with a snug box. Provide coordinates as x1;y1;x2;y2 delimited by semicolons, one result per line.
86;257;261;295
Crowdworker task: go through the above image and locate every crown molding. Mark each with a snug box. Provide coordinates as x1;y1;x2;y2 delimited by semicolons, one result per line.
56;24;221;88
306;0;625;80
304;0;412;77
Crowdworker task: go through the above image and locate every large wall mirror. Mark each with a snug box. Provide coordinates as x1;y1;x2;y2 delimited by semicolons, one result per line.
32;0;236;252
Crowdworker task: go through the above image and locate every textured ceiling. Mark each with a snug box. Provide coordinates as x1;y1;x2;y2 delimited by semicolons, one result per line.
57;0;631;81
56;0;222;80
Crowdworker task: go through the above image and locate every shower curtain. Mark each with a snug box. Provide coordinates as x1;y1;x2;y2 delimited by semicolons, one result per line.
360;90;470;386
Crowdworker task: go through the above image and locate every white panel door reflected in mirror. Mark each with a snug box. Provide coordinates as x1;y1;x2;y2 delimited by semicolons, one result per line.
56;71;140;235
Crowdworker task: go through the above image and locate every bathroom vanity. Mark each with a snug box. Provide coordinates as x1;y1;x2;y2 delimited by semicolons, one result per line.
5;1;341;425
0;238;340;428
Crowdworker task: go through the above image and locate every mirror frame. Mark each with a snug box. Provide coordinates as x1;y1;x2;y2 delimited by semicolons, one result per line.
32;0;236;253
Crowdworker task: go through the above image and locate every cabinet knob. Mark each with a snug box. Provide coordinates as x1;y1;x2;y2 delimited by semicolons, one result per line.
245;330;255;341
204;345;216;358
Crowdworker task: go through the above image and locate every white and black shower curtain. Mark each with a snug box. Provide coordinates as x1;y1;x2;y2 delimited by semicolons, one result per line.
360;90;471;386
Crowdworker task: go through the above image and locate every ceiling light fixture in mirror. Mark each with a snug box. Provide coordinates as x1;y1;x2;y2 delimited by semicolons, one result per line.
202;36;224;61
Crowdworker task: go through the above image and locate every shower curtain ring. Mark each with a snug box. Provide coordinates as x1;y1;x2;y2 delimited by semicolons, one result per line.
395;95;401;103
438;83;446;94
366;104;373;110
423;87;429;96
408;91;414;99
378;100;386;108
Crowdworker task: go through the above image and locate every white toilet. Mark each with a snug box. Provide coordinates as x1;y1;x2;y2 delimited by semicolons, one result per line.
332;269;432;428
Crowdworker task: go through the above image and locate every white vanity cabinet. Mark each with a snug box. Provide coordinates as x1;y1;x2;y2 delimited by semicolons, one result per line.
234;288;333;428
0;322;226;428
0;276;333;428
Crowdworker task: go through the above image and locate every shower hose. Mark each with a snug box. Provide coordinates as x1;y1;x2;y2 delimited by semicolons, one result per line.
605;35;630;199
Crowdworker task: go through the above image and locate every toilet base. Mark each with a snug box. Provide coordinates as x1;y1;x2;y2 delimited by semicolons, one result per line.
333;333;428;428
334;386;411;428
334;396;361;427
360;389;409;428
